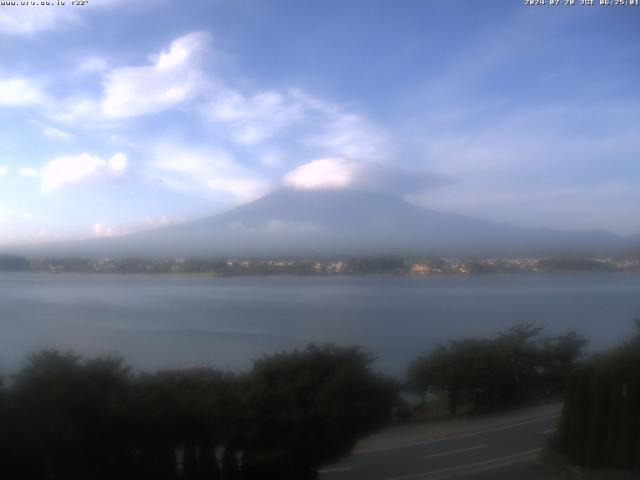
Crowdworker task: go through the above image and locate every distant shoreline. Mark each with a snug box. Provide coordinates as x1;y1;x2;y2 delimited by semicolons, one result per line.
2;253;639;276
2;270;640;279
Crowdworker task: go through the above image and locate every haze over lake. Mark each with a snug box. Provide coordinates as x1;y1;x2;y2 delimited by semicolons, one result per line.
1;272;639;376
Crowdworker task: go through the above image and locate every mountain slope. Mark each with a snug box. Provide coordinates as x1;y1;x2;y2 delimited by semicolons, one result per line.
7;189;631;258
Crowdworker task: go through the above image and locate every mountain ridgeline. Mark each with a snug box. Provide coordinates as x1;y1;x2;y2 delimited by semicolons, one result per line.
7;189;637;258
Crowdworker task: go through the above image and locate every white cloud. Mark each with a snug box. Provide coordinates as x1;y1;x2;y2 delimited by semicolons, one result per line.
0;31;390;181
291;90;390;161
0;77;46;106
93;222;124;238
0;0;157;36
108;152;127;172
47;97;97;124
43;126;72;141
0;6;80;35
101;31;212;118
283;157;448;195
40;152;128;193
18;167;39;178
149;144;268;202
38;32;212;124
0;30;396;216
304;110;389;160
0;165;7;176
33;121;73;141
206;90;304;145
284;158;357;190
203;87;390;161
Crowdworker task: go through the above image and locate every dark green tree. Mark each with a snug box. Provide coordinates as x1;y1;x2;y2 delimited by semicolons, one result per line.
241;344;395;479
556;321;640;471
9;351;131;480
408;324;586;416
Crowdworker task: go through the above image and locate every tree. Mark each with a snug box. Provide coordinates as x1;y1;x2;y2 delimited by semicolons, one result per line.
556;321;640;470
408;324;586;416
9;351;132;480
540;331;588;394
2;345;395;479
241;345;395;479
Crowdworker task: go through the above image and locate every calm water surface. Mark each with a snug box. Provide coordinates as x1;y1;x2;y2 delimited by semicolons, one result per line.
1;273;639;376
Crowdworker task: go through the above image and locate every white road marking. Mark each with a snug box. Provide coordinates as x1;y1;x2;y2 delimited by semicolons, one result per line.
318;466;352;474
381;449;542;480
355;414;560;455
423;444;487;459
352;414;560;455
542;428;557;434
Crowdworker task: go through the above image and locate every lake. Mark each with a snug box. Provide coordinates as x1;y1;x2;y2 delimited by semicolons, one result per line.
1;272;639;376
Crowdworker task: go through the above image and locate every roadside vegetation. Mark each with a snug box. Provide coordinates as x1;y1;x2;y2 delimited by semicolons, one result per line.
552;321;640;471
0;345;395;480
3;322;638;478
406;323;586;417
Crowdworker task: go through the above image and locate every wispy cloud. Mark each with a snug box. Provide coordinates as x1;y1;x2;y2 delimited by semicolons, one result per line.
18;167;39;178
205;90;305;145
101;31;212;118
26;152;129;193
0;0;159;36
303;110;388;161
0;30;399;211
0;5;80;35
31;120;73;141
204;86;390;161
0;77;47;106
148;143;269;202
411;181;640;235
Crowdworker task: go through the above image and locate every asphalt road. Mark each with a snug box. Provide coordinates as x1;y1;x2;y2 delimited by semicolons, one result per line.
319;413;561;480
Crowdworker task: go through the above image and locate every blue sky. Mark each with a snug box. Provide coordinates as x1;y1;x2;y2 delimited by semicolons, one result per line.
0;0;638;245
